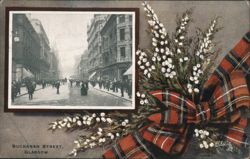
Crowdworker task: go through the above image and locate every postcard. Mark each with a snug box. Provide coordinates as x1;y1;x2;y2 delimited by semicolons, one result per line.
0;1;249;159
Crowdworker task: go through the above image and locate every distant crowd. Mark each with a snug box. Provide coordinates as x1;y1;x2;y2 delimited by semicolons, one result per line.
11;78;67;102
89;79;132;98
11;77;133;103
69;79;89;96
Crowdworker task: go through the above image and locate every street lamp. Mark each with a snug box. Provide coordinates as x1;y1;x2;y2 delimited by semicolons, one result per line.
13;31;20;42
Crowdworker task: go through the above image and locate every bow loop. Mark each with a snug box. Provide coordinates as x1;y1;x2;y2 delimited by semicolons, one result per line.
205;71;250;121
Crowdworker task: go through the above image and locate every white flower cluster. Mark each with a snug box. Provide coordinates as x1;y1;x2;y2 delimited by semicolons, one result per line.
74;131;121;151
136;91;149;105
121;119;129;127
83;112;113;125
107;132;114;140
75;135;101;150
161;57;176;79
152;41;171;63
179;56;189;63
194;129;214;149
195;19;217;61
69;148;77;157
187;63;203;94
97;127;103;136
187;19;217;94
143;1;164;52
72;124;124;152
98;137;106;144
142;2;160;26
142;2;176;79
106;132;121;142
50;113;113;130
50;116;83;130
175;13;190;56
80;137;97;149
74;140;81;148
136;50;155;78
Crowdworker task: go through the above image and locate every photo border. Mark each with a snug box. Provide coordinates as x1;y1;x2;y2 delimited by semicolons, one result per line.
4;7;139;112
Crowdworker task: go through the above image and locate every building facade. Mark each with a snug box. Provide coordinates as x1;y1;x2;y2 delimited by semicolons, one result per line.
79;50;89;81
73;51;89;81
11;14;60;82
48;47;60;80
30;19;51;80
12;14;41;81
87;14;107;79
100;14;133;81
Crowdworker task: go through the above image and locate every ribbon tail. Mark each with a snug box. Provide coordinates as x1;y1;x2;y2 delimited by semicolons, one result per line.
103;125;190;159
224;118;249;148
103;128;157;159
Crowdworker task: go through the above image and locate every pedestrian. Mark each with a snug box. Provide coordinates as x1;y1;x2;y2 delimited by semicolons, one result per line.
55;81;60;94
127;79;132;99
103;80;106;89
81;82;87;96
76;81;80;87
115;81;119;92
16;81;21;95
42;80;46;89
107;80;110;91
70;80;73;87
11;82;16;102
120;80;124;97
85;81;89;90
26;81;35;100
111;81;115;92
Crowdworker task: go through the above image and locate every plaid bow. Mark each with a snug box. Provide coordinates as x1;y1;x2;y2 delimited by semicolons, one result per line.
103;31;250;159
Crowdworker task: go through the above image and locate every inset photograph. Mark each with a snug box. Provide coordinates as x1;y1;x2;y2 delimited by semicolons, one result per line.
6;9;138;110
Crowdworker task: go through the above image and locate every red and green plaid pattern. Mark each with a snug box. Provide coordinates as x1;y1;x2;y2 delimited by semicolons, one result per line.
103;31;250;159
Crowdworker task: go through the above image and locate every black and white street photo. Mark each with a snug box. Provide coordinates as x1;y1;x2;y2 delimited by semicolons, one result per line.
7;10;136;110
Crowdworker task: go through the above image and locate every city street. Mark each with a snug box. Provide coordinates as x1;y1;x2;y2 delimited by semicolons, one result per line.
13;83;131;106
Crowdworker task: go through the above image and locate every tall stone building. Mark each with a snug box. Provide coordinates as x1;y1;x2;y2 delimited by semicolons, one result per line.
48;47;60;80
87;14;107;79
100;14;133;81
11;14;60;82
79;50;89;81
11;14;41;81
30;19;51;80
73;50;89;81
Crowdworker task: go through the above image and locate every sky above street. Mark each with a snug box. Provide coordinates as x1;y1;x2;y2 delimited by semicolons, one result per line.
29;12;93;78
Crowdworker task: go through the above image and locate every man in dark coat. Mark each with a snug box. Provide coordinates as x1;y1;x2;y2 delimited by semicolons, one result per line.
115;81;119;92
120;80;125;97
42;80;46;89
127;79;132;99
16;81;21;95
26;81;35;100
107;80;110;91
11;82;16;102
81;82;87;96
70;79;73;87
55;81;60;94
85;81;89;90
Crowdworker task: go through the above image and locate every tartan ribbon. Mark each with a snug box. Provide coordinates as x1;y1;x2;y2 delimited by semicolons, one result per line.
103;31;250;159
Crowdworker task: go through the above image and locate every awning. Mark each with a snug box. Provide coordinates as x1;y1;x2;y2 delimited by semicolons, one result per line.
22;68;34;78
123;66;132;75
88;72;96;80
